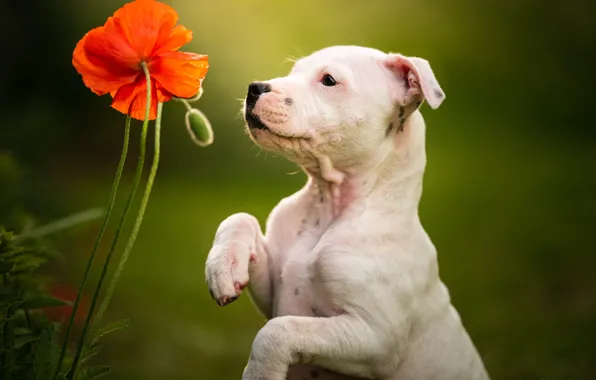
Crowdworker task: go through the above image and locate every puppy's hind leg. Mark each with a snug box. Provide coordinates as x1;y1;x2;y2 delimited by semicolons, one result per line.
243;315;399;380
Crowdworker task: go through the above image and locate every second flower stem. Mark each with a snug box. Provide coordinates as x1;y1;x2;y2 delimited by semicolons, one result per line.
94;101;162;327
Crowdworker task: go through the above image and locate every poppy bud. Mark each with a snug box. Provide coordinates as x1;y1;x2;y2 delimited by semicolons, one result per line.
185;108;213;147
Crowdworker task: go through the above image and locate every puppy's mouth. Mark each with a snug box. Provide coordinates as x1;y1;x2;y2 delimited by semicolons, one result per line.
245;110;310;141
245;112;270;131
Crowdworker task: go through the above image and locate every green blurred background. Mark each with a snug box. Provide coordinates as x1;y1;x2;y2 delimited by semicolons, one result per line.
1;0;595;378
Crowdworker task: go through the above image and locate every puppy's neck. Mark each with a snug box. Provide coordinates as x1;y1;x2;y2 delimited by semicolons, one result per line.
305;111;427;219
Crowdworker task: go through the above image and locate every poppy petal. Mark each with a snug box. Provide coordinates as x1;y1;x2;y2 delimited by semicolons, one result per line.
86;16;140;70
112;0;179;61
152;25;193;56
111;74;170;120
73;26;139;95
149;51;209;99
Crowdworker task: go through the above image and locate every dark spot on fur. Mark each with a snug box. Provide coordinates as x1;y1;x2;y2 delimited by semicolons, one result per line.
301;218;306;224
310;370;320;378
311;306;324;317
315;218;320;226
397;119;405;134
294;288;300;296
284;98;293;106
297;230;303;236
398;106;405;118
320;196;324;203
385;122;394;137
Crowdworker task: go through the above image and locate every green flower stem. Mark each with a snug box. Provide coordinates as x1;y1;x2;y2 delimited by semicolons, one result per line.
53;115;131;380
94;101;162;327
173;87;203;103
67;62;153;379
178;97;193;111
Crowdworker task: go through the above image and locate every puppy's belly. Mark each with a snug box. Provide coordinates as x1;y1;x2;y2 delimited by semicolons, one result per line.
287;364;367;380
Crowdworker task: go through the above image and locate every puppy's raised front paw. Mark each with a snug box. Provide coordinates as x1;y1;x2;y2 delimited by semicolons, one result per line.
205;242;255;306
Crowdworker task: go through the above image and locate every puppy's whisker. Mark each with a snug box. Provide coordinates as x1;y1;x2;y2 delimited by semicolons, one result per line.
283;55;300;64
254;146;264;158
289;46;305;61
236;106;247;120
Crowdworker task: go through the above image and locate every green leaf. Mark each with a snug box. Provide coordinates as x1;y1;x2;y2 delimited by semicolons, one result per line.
1;317;18;379
5;315;17;349
14;334;39;349
1;247;24;260
79;342;101;366
21;208;104;240
9;256;48;275
74;365;111;380
0;260;15;273
21;294;71;310
33;325;61;380
89;319;129;346
34;326;52;380
14;327;32;336
48;332;61;380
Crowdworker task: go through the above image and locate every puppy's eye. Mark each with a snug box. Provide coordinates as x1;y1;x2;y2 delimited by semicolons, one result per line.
321;74;337;87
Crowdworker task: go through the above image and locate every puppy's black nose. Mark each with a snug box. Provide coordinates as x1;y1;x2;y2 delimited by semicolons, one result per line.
247;82;271;104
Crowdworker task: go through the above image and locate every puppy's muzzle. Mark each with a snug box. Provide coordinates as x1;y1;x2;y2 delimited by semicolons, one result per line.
245;82;271;130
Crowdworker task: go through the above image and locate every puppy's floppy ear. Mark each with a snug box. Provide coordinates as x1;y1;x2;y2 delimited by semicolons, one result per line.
385;54;445;109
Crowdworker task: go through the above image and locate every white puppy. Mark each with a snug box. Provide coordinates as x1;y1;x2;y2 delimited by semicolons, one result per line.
205;46;489;380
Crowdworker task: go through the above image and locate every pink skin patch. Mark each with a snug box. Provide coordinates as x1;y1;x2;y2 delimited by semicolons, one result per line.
336;180;357;215
235;281;247;293
252;94;292;134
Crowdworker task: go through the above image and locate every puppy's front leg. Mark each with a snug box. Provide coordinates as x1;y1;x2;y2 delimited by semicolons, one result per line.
243;315;393;380
205;213;272;317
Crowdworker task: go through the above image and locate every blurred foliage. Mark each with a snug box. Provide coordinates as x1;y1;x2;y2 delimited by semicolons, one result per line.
0;154;27;231
0;227;64;380
0;226;123;380
0;154;129;380
0;0;595;379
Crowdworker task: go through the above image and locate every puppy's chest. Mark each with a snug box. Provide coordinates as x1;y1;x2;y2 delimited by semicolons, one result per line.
271;214;337;318
272;222;365;380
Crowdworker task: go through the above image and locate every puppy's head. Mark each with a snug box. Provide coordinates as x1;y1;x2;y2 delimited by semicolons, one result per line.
244;46;445;169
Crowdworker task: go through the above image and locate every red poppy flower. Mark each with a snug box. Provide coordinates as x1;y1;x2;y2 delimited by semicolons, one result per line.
73;0;209;120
